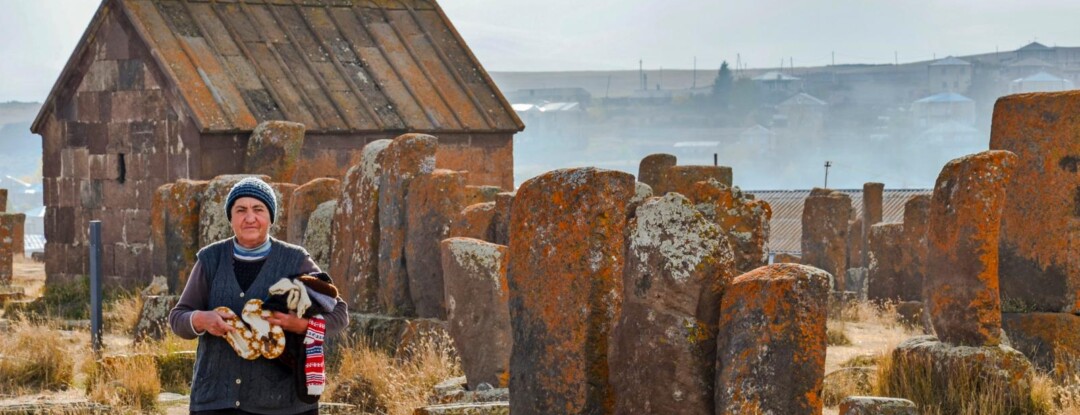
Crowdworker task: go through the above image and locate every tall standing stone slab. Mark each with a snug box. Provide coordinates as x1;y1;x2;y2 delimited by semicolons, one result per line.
867;223;906;302
441;237;512;390
378;134;437;316
198;174;271;248
0;188;6;212
861;182;884;266
900;195;930;302
492;192;514;246
655;165;733;197
244;121;305;183
802;188;852;291
287;178;341;244
638;153;677;190
927;150;1016;346
715;264;830;415
0;214;22;285
611;193;736;415
688;180;771;273
847;217;863;269
449;202;497;242
463;185;502;206
330;139;391;313
303;200;336;272
990;93;1080;313
508;167;634;415
268;182;297;241
406;169;467;319
151;180;208;292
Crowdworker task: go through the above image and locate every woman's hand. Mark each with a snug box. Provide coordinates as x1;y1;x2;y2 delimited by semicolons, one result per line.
193;309;237;338
267;311;309;334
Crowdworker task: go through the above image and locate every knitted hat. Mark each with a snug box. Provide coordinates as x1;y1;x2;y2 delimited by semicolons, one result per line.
226;177;277;223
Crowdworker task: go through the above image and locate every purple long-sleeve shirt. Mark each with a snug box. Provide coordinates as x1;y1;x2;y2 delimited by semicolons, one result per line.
168;256;349;339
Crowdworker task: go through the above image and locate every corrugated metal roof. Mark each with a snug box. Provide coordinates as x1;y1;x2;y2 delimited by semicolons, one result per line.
778;92;826;107
25;234;46;253
747;189;932;255
929;56;970;66
35;0;523;134
914;92;973;104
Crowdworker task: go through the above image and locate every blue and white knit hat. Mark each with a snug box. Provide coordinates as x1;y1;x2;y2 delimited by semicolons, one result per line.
226;177;277;223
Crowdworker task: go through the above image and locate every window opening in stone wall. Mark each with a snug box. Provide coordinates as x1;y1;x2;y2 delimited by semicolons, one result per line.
117;153;126;184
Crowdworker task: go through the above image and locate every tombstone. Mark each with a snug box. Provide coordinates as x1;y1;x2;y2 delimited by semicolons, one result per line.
406;169;467;319
463;185;502;206
867;223;906;302
507;167;634;415
134;295;179;342
715;263;830;415
990;93;1080;313
449;202;496;242
847;217;863;268
441;237;511;389
151;179;208;292
655;165;732;197
638;153;677;190
801;188;852;291
378;134;437;316
610;193;736;415
0;214;23;285
927;150;1016;346
198;174;271;248
492;192;514;246
287;178;341;244
839;396;917;415
268;182;297;241
688;180;771;273
244;121;305;183
330;139;392;312
1001;312;1080;380
303;201;336;272
0;188;5;212
900;195;930;303
861;182;884;267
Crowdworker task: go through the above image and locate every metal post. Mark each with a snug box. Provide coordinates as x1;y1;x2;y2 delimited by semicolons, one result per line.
89;220;103;354
713;153;718;167
824;161;832;189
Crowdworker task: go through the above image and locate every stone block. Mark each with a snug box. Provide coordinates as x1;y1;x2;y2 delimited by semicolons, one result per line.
413;402;509;415
491;192;513;246
133;295;179;343
0;214;19;284
927;150;1016;346
900;195;930;303
244;120;306;183
406;169;467;319
801;188;852;291
847;217;863;269
0;188;6;212
268;182;297;241
303;201;336;273
330;139;391;313
122;209;151;243
507;167;634;415
441;238;511;390
861;182;884;266
198;174;271;248
637;153;677;189
655;165;733;197
152;180;208;292
378;134;437;316
867;223;907;302
286;178;340;244
688;180;771;273
463;185;502;206
448;203;496;242
991;92;1080;313
611;193;736;415
1002;312;1080;380
839;396;917;415
715;264;830;415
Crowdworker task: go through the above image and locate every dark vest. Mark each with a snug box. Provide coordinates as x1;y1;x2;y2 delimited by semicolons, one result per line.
190;238;316;414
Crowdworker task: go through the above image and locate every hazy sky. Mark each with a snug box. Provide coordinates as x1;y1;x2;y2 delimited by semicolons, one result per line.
3;0;1080;102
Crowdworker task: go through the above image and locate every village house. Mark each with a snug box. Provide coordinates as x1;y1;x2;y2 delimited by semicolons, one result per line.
31;0;523;285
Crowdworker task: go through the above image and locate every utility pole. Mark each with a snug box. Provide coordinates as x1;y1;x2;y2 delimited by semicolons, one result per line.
832;51;835;66
639;59;644;91
824;161;832;188
692;56;697;89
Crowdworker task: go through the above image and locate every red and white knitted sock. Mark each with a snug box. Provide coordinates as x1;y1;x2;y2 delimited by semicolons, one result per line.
304;315;326;396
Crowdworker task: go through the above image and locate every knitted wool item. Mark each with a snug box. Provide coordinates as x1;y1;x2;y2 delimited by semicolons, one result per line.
226;177;277;223
304;316;326;396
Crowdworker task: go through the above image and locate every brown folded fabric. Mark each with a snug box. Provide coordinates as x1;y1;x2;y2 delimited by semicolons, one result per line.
299;275;339;298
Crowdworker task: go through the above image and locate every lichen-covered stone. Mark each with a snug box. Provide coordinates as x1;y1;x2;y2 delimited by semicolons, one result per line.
344;313;446;356
630;181;654;207
244;121;305;183
900;195;930;303
507;167;634;415
198;174;271;247
990;92;1080;313
847;217;864;269
715;264;830;415
839;396;917;415
406;169;467;319
0;188;6;212
303;201;336;272
688;180;771;273
867;223;907;302
441;238;511;389
638;153;677;190
611;193;736;415
134;295;179;343
927;150;1016;347
286;178;340;244
801;188;852;291
330;139;392;313
413;402;510;415
449;202;496;242
492;192;514;246
0;213;23;284
655;165;733;197
378;134;438;316
463;185;502;206
151;180;208;291
1001;312;1080;380
268;182;297;241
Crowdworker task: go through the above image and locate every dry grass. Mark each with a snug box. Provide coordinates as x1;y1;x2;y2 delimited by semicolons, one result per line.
104;291;143;336
0;318;75;394
327;330;462;415
85;352;161;412
826;320;852;346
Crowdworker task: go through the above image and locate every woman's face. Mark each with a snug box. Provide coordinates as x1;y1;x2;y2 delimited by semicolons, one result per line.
230;197;271;248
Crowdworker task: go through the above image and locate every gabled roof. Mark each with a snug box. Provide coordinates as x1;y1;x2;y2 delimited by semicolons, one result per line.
1018;41;1050;51
1014;71;1066;83
929;56;970;66
778;92;826;107
752;71;800;81
914;92;973;104
34;0;523;135
747;189;932;255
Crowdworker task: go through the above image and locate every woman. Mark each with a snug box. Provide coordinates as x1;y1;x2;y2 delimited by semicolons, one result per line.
169;177;349;415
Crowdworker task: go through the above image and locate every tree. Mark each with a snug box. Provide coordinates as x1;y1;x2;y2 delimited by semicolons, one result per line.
712;61;733;108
